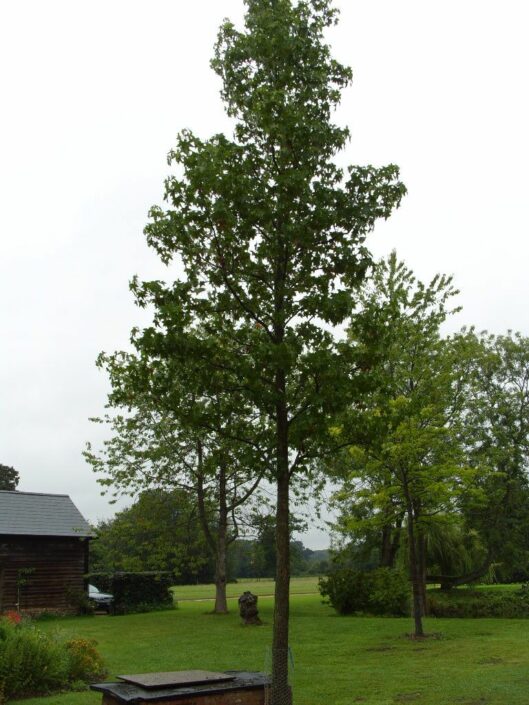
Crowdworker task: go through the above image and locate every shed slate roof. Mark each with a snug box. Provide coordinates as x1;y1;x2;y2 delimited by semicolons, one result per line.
0;491;93;538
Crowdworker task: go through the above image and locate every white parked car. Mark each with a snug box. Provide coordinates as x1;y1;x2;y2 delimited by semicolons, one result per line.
88;584;114;613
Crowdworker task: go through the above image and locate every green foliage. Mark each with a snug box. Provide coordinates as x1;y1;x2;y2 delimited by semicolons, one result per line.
0;617;106;701
88;572;175;615
329;276;529;601
428;588;529;618
0;464;19;491
461;331;529;578
230;511;311;578
421;519;487;580
89;489;213;583
329;254;484;634
65;638;106;683
318;567;410;616
332;253;473;530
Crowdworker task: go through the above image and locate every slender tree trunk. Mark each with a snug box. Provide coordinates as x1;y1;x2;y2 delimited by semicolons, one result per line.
381;512;403;568
196;443;229;614
388;515;403;568
406;519;424;636
403;487;424;637
416;528;428;616
380;524;392;568
214;463;229;614
271;374;291;705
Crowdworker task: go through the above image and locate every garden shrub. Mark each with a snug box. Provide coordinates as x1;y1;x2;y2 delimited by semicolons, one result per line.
428;588;529;618
0;619;68;698
88;571;175;614
65;588;95;616
319;567;410;616
66;638;106;682
0;616;106;701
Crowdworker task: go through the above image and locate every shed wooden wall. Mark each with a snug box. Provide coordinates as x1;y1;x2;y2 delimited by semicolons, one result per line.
0;535;89;613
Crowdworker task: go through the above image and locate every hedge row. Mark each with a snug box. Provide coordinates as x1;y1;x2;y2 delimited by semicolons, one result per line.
428;588;529;618
319;567;529;619
87;572;175;615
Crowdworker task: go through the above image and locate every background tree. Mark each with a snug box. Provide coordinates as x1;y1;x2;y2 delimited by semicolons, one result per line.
330;254;478;637
95;1;404;699
86;384;264;613
241;508;310;577
90;488;214;582
419;331;529;589
460;331;529;584
0;464;19;491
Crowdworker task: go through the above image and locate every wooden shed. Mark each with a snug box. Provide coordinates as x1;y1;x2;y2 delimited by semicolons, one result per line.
0;491;92;615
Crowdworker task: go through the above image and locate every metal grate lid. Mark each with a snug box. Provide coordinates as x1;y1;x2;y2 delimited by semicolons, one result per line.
117;671;235;690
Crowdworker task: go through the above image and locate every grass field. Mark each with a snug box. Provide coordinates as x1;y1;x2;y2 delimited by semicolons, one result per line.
473;583;522;592
172;576;319;600
13;592;529;705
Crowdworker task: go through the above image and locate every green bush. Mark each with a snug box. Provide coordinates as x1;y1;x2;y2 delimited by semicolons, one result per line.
319;567;410;616
0;618;68;699
88;572;175;615
65;588;95;616
428;588;529;618
65;638;106;682
0;616;106;701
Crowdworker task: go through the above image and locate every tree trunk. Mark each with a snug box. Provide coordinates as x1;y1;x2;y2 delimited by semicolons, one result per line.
271;380;291;705
380;524;392;568
403;490;424;637
196;445;229;615
389;515;403;568
214;463;229;614
416;527;428;616
380;514;403;569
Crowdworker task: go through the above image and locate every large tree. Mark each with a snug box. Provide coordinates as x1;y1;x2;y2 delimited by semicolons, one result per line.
97;1;404;699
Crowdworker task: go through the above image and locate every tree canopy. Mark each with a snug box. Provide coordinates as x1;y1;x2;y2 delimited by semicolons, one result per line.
0;464;19;491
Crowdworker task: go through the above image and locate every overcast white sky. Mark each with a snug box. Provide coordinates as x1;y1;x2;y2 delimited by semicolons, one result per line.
1;1;528;549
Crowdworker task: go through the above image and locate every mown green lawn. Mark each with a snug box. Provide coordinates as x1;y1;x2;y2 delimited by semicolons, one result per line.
474;583;522;592
172;576;319;601
14;593;529;705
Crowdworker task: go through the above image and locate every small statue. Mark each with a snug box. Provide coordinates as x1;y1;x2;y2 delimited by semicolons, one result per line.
238;591;262;625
